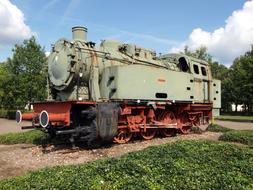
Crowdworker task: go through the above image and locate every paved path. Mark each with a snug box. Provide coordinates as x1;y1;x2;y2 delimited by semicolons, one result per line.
215;120;253;130
0;118;31;134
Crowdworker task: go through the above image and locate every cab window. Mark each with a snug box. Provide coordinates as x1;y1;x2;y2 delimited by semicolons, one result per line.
178;57;189;72
201;66;207;76
193;64;199;74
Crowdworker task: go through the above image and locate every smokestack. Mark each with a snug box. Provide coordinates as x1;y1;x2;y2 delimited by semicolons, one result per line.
72;26;87;41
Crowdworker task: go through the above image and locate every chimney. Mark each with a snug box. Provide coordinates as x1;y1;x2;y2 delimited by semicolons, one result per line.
72;26;87;41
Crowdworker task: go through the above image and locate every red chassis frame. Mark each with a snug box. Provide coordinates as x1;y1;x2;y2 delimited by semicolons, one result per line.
17;100;212;143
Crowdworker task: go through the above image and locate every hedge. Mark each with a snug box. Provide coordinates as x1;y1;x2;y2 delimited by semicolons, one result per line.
219;130;253;147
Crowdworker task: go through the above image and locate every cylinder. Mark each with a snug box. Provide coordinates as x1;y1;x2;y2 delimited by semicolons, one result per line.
16;110;35;123
72;26;87;41
39;110;67;128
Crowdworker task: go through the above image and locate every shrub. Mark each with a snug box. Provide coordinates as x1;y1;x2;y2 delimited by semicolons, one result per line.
219;130;253;147
0;130;46;145
206;123;232;132
0;140;253;189
0;110;23;119
0;109;8;118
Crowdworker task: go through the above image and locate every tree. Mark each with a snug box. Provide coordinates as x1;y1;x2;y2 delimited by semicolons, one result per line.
183;46;212;62
230;47;253;113
0;62;9;107
1;37;47;109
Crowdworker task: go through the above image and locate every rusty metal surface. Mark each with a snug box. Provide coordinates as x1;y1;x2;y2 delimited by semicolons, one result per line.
97;102;119;141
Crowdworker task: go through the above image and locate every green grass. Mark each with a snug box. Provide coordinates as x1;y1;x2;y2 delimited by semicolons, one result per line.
0;130;46;145
206;123;232;132
218;115;253;122
0;140;253;190
219;130;253;147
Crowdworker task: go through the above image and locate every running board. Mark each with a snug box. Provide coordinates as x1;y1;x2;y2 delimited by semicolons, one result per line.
139;123;177;129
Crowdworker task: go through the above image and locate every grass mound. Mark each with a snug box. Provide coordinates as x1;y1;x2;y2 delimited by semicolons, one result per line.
206;123;232;132
0;130;45;145
219;130;253;147
1;140;253;190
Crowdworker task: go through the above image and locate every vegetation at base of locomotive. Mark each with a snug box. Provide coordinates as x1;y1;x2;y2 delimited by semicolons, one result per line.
218;115;253;122
0;130;45;145
0;37;47;110
219;130;253;147
206;123;232;132
0;140;252;190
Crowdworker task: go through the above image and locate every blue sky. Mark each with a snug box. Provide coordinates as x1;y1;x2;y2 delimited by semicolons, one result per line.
1;0;252;66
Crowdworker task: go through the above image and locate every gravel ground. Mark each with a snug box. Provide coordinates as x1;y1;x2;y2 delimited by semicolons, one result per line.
0;132;221;180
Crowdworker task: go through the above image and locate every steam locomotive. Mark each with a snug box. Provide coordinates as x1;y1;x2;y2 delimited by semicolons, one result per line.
16;26;221;145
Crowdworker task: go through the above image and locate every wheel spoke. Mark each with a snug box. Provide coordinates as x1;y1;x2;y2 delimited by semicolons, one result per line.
179;113;192;134
114;129;132;144
158;111;177;137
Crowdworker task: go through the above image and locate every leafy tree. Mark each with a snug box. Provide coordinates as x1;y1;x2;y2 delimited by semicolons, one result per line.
183;46;212;62
1;37;47;109
230;47;253;112
0;62;9;107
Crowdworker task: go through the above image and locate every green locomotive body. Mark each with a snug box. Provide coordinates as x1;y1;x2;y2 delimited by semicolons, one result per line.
16;26;221;144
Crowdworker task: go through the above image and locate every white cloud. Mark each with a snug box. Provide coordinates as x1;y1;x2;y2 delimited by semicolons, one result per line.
0;0;33;45
170;0;253;66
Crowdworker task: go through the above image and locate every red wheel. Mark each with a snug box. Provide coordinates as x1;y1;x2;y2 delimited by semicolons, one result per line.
158;111;176;124
113;129;132;144
161;128;176;137
140;128;156;140
158;111;177;137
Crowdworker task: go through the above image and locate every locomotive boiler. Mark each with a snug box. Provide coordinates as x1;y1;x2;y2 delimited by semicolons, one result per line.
16;26;221;145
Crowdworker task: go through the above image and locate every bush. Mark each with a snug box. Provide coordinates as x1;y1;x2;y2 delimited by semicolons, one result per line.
6;110;17;119
0;109;21;119
219;130;253;147
0;130;46;145
206;123;232;132
0;109;8;118
0;140;253;189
